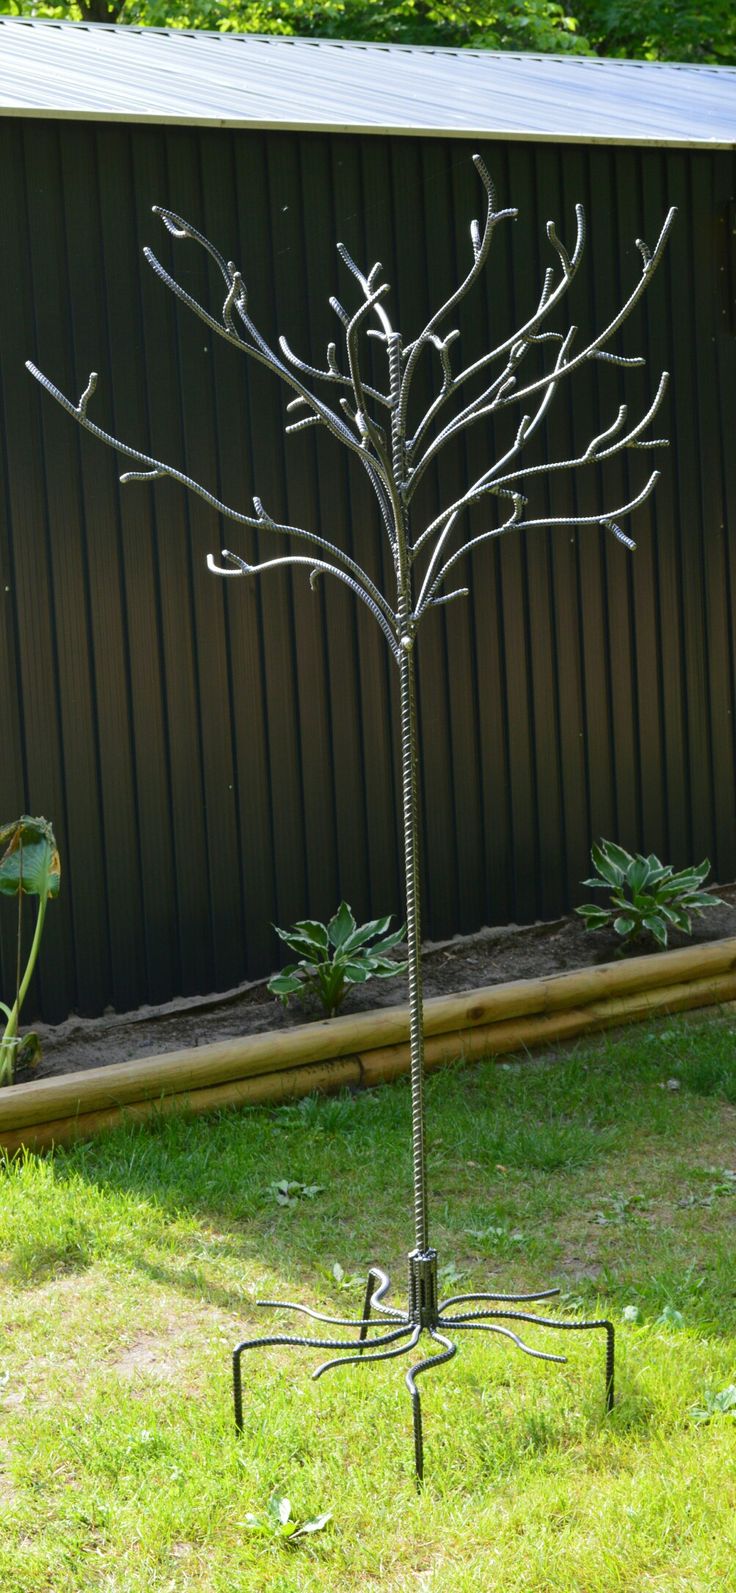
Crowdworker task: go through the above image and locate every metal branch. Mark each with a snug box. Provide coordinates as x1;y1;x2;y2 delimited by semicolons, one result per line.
155;205;234;288
343;284;393;446
417;472;660;613
398;154;518;435
427;586;469;609
144;213;399;532
24;362;396;634
406;204;586;468
418;369;668;592
207;548;401;660
412;326;576;599
336;242;396;341
437;202;586;400
410;204;674;491
143;241;393;485
409;320;577;507
25;360;266;524
442;207;676;459
279;333;392;409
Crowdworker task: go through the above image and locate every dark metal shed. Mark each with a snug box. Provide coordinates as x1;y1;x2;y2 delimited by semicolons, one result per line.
0;19;734;1021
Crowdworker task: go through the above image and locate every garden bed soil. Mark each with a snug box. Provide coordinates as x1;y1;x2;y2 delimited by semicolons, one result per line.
18;884;736;1086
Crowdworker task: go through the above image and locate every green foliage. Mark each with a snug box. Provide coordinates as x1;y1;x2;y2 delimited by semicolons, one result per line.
690;1384;736;1422
0;816;60;1086
268;900;406;1018
242;1490;332;1541
0;0;587;51
576;839;724;951
268;1177;325;1204
574;0;736;63
2;0;734;64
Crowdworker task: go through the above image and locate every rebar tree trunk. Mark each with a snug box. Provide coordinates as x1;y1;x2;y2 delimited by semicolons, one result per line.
398;642;429;1256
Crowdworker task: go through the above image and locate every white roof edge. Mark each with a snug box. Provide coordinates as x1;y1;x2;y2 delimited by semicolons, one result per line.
0;103;731;150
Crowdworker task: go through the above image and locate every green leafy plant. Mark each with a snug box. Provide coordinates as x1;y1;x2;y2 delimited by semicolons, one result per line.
241;1489;332;1542
0;817;60;1086
576;840;724;951
268;1179;325;1206
690;1385;736;1424
267;901;406;1018
328;1260;366;1291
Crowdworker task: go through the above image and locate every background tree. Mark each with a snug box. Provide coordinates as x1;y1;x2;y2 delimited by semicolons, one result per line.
1;0;734;65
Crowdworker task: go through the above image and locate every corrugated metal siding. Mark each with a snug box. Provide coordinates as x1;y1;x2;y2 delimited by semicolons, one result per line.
0;119;734;1021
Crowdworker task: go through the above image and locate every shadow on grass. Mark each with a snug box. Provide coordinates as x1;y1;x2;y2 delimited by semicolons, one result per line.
2;1017;735;1334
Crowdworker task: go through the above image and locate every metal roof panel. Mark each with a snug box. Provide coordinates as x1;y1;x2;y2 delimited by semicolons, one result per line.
0;18;733;146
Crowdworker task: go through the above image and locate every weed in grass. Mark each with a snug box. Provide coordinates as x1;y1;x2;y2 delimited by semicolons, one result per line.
690;1385;736;1423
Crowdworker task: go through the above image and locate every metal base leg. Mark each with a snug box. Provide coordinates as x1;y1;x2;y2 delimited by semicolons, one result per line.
232;1253;616;1479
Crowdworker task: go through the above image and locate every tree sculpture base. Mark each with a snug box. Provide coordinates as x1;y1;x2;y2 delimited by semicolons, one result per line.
233;1253;615;1481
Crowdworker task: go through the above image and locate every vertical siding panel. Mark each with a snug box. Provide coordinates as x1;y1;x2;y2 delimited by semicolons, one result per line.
246;133;337;927
94;123;179;1005
493;140;539;925
328;137;398;922
0;232;29;1004
392;135;457;940
573;146;617;857
613;147;665;857
294;133;363;919
552;141;595;901
130;126;212;996
165;126;246;990
209;131;277;978
21;121;109;1017
59;123;147;1013
713;150;736;886
233;133;309;935
351;138;407;921
438;143;486;938
524;142;569;918
665;151;712;862
600;146;642;850
687;151;733;879
628;149;669;864
640;150;689;866
468;141;514;929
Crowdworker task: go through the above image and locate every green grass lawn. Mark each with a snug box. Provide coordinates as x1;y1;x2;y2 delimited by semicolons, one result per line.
1;1011;735;1592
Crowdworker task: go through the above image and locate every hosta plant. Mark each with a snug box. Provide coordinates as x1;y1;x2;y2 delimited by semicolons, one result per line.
576;840;723;950
0;817;60;1085
268;901;406;1018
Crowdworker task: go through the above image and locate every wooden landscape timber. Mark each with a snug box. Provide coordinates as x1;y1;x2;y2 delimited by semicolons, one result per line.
1;938;735;1155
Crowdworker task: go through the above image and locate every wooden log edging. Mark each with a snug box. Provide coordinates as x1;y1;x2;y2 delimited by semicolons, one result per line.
2;938;735;1154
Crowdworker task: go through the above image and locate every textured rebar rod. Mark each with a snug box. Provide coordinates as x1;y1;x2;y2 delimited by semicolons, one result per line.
399;644;428;1254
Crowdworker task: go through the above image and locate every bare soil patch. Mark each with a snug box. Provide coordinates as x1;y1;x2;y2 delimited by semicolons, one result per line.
19;886;736;1084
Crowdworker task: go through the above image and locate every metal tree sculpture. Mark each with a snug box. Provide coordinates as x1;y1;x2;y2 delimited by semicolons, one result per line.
27;157;675;1480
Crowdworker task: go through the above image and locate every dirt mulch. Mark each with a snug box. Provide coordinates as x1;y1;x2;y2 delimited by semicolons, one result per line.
15;883;736;1087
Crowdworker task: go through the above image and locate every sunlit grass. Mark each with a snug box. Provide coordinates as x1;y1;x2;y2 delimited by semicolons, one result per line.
1;1010;735;1590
